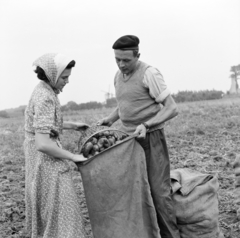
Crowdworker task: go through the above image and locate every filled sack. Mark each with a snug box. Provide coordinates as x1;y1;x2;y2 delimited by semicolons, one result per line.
78;137;160;238
233;155;240;220
171;168;224;238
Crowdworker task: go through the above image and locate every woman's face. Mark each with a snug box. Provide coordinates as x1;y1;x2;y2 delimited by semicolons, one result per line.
55;68;72;91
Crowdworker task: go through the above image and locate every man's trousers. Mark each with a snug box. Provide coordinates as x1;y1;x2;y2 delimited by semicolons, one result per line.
138;129;180;238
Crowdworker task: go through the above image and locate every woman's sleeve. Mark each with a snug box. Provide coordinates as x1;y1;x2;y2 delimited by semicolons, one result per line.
33;95;56;134
143;67;171;103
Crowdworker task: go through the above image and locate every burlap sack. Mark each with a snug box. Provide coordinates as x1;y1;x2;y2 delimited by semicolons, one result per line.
233;155;240;220
78;137;160;238
171;168;224;238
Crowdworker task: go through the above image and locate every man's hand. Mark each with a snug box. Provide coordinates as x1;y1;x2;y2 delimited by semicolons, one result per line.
97;107;119;127
97;118;113;127
133;124;147;140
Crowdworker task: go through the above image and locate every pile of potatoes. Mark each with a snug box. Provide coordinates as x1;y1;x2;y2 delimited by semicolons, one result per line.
82;130;129;159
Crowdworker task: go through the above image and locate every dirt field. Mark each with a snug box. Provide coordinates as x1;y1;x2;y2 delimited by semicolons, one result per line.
0;97;240;237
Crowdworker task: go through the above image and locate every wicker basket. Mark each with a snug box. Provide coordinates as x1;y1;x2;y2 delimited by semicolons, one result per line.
77;125;129;155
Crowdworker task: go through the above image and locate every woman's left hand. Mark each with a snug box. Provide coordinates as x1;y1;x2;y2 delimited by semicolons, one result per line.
73;122;90;131
63;121;90;131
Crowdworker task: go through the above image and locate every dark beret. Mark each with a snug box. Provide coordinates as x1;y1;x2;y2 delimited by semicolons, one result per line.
112;35;140;50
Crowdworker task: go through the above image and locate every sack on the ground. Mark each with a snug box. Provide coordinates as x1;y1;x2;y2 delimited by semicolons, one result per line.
171;168;224;238
233;155;240;220
78;137;160;238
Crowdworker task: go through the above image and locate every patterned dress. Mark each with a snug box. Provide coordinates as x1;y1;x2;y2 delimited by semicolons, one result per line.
24;81;89;238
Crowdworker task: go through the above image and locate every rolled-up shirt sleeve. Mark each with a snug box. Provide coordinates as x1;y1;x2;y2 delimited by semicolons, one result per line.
143;67;171;103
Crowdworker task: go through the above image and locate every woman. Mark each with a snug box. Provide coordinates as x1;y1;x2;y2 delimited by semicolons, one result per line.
24;53;90;238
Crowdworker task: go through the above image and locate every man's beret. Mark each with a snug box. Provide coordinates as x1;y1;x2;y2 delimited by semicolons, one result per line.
112;35;140;50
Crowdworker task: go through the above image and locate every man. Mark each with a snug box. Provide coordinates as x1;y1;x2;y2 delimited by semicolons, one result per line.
98;35;180;238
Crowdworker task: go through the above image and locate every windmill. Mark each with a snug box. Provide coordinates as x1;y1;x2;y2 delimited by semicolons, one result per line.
101;85;114;102
229;64;240;94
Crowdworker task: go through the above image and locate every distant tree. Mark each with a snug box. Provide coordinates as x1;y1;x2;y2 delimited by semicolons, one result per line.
61;104;68;111
78;101;103;110
0;110;10;118
172;90;223;103
61;101;103;111
18;105;27;116
65;101;79;111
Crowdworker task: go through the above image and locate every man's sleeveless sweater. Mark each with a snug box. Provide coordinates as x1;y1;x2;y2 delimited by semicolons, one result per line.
114;61;164;134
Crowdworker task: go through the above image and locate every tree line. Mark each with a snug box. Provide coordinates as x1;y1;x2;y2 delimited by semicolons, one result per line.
60;89;225;112
171;90;224;103
0;90;226;118
61;98;117;111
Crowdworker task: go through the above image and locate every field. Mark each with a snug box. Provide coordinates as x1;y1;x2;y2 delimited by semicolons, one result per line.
0;97;240;237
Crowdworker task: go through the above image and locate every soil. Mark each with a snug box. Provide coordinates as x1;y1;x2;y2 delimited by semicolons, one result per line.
0;98;240;237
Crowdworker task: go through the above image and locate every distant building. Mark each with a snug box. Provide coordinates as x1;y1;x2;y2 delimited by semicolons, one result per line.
229;75;240;94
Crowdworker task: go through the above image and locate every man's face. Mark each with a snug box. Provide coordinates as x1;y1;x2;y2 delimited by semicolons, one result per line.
114;50;139;75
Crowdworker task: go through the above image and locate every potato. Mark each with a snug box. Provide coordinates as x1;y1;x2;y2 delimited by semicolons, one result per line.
102;138;110;148
108;136;116;145
98;138;105;147
113;133;119;141
109;131;114;136
92;144;100;152
112;137;116;144
83;142;93;158
103;131;110;137
98;132;104;137
91;137;98;145
108;137;113;146
119;134;128;141
90;149;95;156
97;142;103;149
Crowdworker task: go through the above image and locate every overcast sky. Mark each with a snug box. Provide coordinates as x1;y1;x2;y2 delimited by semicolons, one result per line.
0;0;239;110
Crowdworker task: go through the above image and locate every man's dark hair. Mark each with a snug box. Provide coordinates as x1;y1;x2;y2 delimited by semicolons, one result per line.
132;50;139;57
34;60;76;82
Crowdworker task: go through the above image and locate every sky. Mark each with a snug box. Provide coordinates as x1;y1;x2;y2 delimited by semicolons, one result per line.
0;0;240;110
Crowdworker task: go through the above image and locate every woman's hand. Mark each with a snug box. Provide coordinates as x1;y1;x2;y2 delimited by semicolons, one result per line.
71;154;88;162
63;121;89;131
74;122;90;131
35;133;88;162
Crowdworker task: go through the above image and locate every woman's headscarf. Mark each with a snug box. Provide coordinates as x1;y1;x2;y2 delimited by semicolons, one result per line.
33;53;73;94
